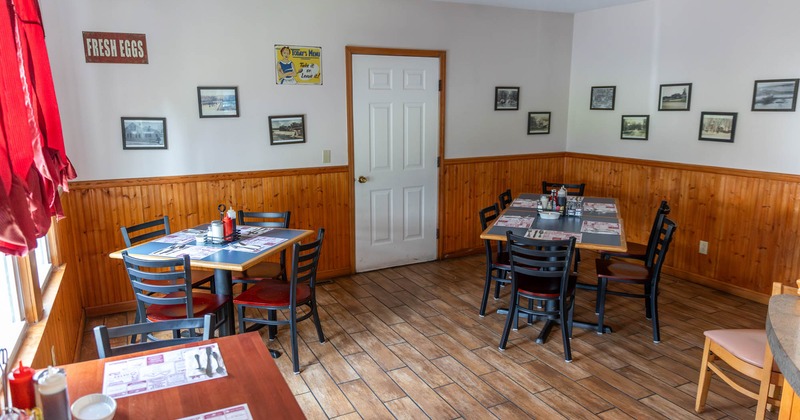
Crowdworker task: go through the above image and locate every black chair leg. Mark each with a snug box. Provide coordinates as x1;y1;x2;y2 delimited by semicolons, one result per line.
237;304;246;335
268;310;277;340
596;279;608;334
650;292;660;343
479;267;493;317
498;293;517;350
644;283;653;319
560;302;572;362
311;303;325;343
494;273;503;299
290;311;299;374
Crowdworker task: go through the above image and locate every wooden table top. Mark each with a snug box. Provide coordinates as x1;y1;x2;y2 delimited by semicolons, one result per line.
480;194;627;252
109;226;314;272
63;332;305;419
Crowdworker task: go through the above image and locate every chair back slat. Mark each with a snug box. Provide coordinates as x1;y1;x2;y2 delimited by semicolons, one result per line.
122;251;195;319
292;229;325;290
647;217;677;276
94;314;214;358
506;233;576;299
479;203;505;257
498;189;513;210
541;181;586;196
121;216;171;247
643;200;671;258
237;211;291;228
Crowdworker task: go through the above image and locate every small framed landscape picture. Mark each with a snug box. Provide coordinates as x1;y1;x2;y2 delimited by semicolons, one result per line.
658;83;691;111
699;112;737;143
269;115;306;145
121;117;167;150
590;86;616;110
197;86;239;118
495;87;519;110
751;79;799;111
527;112;551;135
620;115;649;140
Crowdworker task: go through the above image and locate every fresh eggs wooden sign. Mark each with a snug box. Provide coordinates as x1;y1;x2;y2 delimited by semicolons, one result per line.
82;32;148;64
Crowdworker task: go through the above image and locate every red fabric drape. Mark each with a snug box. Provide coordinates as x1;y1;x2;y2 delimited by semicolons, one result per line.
0;0;76;256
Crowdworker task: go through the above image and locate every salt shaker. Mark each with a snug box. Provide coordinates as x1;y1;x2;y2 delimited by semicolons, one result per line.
210;220;224;243
35;367;71;420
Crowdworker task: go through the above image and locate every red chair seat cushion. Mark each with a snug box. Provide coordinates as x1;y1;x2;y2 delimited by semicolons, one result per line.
233;281;311;308
595;259;650;283
704;329;766;367
516;273;577;299
146;292;229;321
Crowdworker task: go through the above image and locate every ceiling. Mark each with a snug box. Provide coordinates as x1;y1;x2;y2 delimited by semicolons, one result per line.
429;0;649;13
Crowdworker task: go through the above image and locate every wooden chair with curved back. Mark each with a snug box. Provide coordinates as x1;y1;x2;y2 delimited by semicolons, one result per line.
233;211;291;291
695;281;796;418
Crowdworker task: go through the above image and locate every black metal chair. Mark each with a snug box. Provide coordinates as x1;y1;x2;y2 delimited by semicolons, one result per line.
234;229;325;374
498;233;578;362
122;251;231;342
498;189;513;210
541;181;586;196
594;217;677;343
600;200;670;261
478;204;510;317
233;211;291;292
121;216;215;292
93;314;215;358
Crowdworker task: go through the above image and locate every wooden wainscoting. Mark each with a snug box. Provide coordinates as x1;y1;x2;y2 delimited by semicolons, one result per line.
59;166;352;313
440;153;565;258
564;153;800;301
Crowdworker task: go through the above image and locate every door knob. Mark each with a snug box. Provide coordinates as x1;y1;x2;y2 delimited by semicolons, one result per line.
357;176;367;184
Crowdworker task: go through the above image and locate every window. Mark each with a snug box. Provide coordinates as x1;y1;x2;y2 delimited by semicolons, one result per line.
0;225;55;357
0;254;24;354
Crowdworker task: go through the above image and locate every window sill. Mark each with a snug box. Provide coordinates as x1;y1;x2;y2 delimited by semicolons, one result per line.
13;263;69;366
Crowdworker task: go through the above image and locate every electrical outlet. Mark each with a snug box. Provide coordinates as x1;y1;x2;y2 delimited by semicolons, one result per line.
699;240;708;255
322;149;331;163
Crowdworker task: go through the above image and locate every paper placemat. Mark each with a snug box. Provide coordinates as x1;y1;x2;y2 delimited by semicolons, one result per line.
524;229;583;242
103;343;228;399
581;220;621;235
510;198;538;208
582;202;617;214
178;403;253;420
493;215;535;229
151;244;222;259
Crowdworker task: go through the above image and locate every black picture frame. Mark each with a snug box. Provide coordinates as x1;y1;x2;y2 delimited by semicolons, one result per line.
495;87;519;110
121;117;167;150
527;112;551;135
269;115;306;145
197;86;239;118
751;79;799;112
699;112;737;143
590;86;615;110
620;115;649;140
658;83;692;111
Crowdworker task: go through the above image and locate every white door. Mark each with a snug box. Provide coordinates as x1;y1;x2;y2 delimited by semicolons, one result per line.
352;54;439;272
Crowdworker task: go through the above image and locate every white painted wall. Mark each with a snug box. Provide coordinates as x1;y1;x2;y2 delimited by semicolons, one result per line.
567;0;800;174
40;0;574;181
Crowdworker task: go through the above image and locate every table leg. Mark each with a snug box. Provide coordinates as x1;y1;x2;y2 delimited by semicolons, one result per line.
214;269;234;336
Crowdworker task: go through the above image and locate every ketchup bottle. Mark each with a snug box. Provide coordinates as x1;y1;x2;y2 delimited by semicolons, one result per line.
9;361;36;410
222;213;233;238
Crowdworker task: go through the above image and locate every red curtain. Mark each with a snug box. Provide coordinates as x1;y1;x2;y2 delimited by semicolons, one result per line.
0;0;76;256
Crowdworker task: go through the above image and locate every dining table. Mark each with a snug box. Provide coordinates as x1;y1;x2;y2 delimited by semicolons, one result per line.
62;332;305;419
480;193;628;341
110;224;314;335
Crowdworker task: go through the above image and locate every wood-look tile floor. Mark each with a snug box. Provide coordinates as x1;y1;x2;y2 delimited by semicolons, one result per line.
81;252;776;419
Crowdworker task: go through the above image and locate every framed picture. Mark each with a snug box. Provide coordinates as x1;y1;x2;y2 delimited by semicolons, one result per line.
275;45;322;85
590;86;616;110
121;117;167;150
658;83;692;111
269;115;306;145
527;112;551;135
699;112;737;143
620;115;649;140
495;87;519;110
751;78;799;111
197;86;239;118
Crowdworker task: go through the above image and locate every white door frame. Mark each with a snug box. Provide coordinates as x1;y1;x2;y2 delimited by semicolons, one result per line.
345;46;446;272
